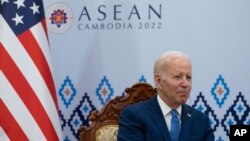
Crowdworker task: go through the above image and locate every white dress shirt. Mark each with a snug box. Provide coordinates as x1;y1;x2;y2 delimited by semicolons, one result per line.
157;95;182;131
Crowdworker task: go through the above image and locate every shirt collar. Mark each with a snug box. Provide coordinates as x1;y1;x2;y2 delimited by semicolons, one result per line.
157;95;182;116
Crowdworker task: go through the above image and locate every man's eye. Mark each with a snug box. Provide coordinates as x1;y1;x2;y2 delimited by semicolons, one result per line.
187;76;192;80
174;76;181;79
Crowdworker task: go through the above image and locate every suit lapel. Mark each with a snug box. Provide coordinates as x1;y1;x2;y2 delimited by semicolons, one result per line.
147;96;171;141
179;105;193;141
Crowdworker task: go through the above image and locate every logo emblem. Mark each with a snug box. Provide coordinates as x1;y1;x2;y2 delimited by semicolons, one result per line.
46;3;73;33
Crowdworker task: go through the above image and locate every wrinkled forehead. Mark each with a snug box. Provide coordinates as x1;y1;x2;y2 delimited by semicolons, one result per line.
164;55;192;74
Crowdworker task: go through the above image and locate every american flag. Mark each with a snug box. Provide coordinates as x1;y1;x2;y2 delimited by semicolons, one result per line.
0;0;62;140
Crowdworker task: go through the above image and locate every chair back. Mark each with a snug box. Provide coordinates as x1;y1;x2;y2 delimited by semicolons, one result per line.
79;82;156;141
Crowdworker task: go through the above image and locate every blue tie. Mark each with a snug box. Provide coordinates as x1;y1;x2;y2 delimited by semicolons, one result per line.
170;109;180;141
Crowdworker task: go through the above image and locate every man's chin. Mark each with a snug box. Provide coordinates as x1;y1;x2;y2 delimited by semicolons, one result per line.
178;97;188;104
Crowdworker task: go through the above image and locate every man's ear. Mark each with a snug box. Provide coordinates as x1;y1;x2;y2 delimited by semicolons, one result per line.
154;74;162;89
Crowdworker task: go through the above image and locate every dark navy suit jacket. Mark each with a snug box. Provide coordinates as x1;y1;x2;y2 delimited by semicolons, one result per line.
117;95;214;141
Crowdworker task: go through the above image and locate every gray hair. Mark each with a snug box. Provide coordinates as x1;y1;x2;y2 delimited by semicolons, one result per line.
153;51;190;76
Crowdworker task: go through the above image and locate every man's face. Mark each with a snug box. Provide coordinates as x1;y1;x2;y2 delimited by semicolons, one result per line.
156;56;192;108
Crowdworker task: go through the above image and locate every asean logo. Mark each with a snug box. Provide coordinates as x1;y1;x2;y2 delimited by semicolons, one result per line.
46;3;73;33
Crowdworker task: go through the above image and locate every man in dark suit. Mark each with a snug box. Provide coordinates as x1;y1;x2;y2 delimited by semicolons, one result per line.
117;51;214;141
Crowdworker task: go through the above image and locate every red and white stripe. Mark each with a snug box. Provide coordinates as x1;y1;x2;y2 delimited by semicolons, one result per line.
0;14;62;141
